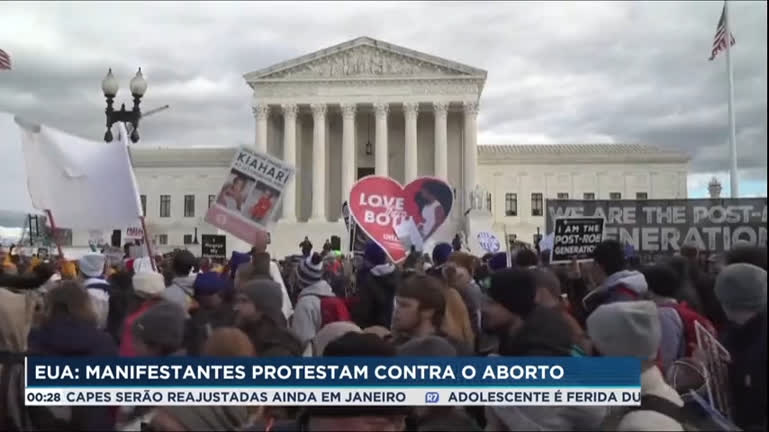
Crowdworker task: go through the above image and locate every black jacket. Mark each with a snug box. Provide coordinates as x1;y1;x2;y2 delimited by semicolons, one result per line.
723;310;767;431
184;302;236;356
352;268;400;329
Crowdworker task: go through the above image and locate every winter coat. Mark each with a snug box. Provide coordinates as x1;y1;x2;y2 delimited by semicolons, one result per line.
184;302;235;356
352;264;399;329
83;277;111;330
119;299;161;357
164;275;196;313
246;317;303;358
722;310;767;431
582;270;648;315
27;318;117;431
29;317;118;357
489;306;607;430
291;280;336;346
652;296;685;374
612;366;685;431
500;305;574;357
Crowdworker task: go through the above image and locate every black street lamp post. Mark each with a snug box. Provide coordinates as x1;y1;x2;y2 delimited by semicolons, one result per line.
101;68;147;143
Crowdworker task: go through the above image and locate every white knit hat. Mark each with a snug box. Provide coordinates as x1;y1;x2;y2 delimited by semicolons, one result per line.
132;271;165;298
79;253;106;278
587;300;661;360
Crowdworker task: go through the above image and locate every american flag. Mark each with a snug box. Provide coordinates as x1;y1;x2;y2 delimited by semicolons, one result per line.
709;4;736;61
0;48;11;70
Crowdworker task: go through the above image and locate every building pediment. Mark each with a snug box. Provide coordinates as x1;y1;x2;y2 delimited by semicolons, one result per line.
244;36;487;84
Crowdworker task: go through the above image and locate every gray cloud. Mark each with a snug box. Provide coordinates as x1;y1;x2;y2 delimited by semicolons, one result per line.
1;0;766;187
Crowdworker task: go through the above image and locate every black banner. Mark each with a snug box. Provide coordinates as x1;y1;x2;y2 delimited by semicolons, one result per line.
201;234;226;259
546;198;767;259
551;217;605;264
342;201;370;255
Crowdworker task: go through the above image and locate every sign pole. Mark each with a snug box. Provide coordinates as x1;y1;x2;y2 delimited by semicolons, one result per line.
139;216;157;271
45;209;64;259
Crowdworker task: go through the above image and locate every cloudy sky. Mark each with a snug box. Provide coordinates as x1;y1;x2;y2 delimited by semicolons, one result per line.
1;0;766;208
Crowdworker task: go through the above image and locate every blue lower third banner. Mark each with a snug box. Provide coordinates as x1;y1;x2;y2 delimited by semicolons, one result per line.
25;356;641;406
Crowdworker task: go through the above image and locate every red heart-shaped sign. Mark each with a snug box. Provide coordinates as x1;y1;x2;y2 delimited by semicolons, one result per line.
349;175;453;262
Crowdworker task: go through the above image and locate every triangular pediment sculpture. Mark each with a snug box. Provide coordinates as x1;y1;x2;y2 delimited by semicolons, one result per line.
244;37;487;82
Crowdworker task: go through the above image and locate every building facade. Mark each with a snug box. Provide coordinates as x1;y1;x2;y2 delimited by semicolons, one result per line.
68;37;689;258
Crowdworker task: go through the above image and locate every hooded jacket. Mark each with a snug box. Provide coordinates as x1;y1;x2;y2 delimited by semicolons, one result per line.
291;280;336;346
26;318;117;431
583;270;648;315
29;317;118;357
352;263;399;329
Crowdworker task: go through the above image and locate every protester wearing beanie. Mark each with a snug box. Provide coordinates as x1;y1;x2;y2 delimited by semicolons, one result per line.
185;272;234;356
587;301;685;431
714;263;767;431
235;279;285;326
236;279;302;357
488;252;508;272
132;301;186;356
292;253;337;346
164;250;197;314
79;253;111;330
234;250;294;321
119;271;166;357
352;242;400;329
430;243;453;269
488;268;538;318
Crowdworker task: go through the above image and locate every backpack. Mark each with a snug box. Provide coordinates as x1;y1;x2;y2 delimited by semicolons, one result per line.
624;394;697;430
660;302;716;357
624;393;736;431
316;296;351;327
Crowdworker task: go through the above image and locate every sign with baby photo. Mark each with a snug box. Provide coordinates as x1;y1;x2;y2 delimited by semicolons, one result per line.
348;175;453;262
205;147;295;244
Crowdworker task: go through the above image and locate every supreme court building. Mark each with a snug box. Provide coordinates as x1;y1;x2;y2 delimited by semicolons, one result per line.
76;37;690;258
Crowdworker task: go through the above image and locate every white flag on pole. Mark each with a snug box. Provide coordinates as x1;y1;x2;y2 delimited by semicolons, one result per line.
13;114;142;230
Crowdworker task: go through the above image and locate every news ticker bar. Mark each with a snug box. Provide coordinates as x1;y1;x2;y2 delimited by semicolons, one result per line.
25;387;642;407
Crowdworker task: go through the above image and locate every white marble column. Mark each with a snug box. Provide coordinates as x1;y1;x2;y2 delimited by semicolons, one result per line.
252;104;269;153
374;102;389;176
311;103;327;221
463;101;479;210
433;102;448;179
341;103;357;200
404;102;419;182
281;103;298;222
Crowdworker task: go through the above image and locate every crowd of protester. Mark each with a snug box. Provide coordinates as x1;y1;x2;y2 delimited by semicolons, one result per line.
0;233;765;431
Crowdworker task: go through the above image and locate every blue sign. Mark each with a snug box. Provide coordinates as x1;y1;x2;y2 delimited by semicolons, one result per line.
26;357;639;388
477;231;501;253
